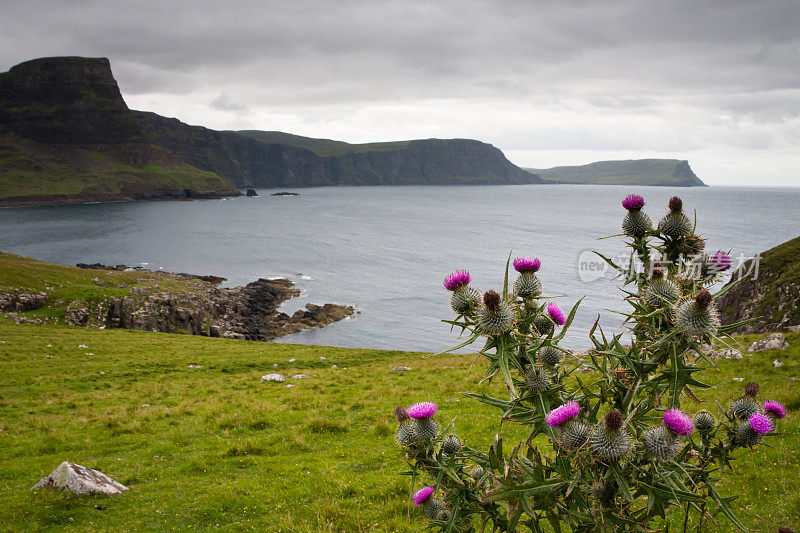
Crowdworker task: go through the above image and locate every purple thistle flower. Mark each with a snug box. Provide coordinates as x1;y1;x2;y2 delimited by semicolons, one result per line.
663;408;694;436
711;251;732;272
443;270;471;291
763;400;787;419
412;485;435;506
622;194;645;211
545;401;581;428
749;412;774;435
547;303;566;326
513;257;541;273
407;401;438;419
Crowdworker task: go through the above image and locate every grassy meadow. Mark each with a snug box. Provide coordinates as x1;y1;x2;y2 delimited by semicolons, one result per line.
0;319;798;532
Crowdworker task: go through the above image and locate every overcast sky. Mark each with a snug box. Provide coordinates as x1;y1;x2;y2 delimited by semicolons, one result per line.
2;0;799;186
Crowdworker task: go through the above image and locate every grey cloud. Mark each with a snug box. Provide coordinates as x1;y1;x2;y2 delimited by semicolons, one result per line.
209;93;249;114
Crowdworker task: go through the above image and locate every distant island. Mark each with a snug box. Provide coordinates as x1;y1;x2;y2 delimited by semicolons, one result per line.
0;56;705;207
525;159;706;187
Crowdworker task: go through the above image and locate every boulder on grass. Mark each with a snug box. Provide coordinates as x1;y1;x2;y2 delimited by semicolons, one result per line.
32;462;128;495
748;333;790;352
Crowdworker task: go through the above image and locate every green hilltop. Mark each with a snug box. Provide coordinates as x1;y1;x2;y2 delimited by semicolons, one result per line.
526;159;706;186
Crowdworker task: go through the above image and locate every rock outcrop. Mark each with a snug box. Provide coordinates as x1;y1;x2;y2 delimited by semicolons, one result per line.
716;235;800;333
0;289;47;312
64;275;354;341
32;462;128;495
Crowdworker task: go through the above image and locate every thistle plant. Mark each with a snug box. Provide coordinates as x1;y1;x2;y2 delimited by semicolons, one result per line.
394;196;786;532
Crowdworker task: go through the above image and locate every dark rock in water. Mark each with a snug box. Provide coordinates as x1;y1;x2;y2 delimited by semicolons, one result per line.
271;191;300;196
76;263;128;271
246;188;258;197
31;461;128;495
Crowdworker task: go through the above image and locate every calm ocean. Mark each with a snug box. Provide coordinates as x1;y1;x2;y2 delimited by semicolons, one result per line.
2;185;798;351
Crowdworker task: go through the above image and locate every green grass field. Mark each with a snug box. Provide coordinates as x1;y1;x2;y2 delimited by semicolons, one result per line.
0;320;797;532
235;131;412;157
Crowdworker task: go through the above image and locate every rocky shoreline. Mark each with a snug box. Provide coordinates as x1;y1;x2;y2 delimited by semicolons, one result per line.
2;264;354;341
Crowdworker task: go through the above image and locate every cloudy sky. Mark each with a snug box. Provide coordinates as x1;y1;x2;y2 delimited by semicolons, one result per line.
2;0;799;186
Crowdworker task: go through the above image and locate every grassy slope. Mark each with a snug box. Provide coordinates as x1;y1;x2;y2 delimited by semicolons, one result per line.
235;131;411;157
0;252;209;318
0;132;235;202
0;323;797;532
526;159;702;186
0;253;797;531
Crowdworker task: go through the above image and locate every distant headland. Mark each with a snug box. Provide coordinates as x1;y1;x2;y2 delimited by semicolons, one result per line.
1;56;704;207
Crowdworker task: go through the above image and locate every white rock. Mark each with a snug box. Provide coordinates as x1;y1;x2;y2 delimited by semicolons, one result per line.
260;374;286;382
331;364;338;369
773;360;784;368
78;345;88;348
290;374;311;379
31;462;128;495
392;366;412;372
288;358;296;362
272;363;279;368
732;377;745;382
285;384;296;388
319;356;326;361
187;364;202;369
748;333;790;352
709;349;743;361
786;325;800;333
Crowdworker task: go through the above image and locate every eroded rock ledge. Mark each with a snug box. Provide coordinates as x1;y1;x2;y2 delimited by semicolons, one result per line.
61;266;354;340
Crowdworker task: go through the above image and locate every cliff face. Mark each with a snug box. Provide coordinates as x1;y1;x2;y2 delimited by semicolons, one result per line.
323;139;539;185
0;57;239;205
0;56;145;147
133;111;331;188
716;235;800;333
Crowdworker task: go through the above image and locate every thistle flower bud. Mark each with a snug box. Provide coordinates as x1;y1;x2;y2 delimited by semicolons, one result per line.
533;314;555;336
441;434;463;455
537;345;564;366
658;197;692;238
676;294;719;336
644;425;681;461
643;277;680;307
622;210;653;239
476;292;515;335
450;286;482;315
395;406;409;424
730;396;760;420
514;272;542;298
694;411;715;434
591;422;632;461
526;366;551;393
591;481;617;505
605;409;624;432
423;499;448;520
736;413;772;447
560;420;590;450
396;424;415;445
